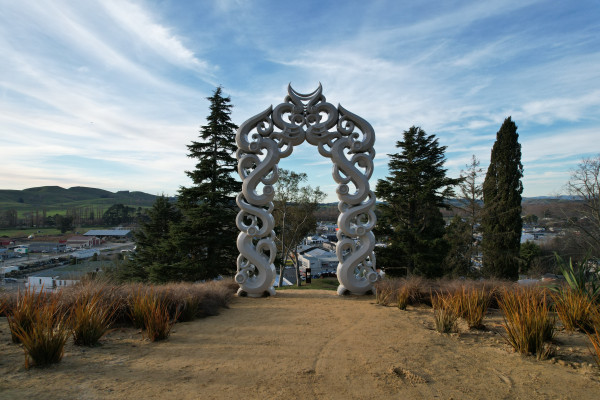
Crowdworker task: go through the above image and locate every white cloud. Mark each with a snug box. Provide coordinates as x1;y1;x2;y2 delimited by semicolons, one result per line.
0;0;597;201
100;0;212;74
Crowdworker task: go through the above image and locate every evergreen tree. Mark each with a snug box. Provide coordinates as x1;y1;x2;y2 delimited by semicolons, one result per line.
481;117;523;280
169;87;241;281
520;240;541;275
443;215;473;277
119;195;181;282
375;126;461;277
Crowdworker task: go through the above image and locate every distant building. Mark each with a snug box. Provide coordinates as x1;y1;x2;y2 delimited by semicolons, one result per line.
27;242;66;253
298;247;338;277
67;236;100;248
316;223;338;235
322;241;337;252
71;249;101;259
305;235;325;245
83;229;132;239
27;275;79;292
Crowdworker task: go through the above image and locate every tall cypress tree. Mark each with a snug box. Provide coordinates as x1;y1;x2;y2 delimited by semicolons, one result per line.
375;126;461;277
169;87;241;280
481;117;523;280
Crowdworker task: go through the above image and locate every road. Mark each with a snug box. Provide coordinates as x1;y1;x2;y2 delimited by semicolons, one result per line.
0;241;135;291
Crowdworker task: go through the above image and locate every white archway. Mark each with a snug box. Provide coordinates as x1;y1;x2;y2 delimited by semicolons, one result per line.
234;84;377;297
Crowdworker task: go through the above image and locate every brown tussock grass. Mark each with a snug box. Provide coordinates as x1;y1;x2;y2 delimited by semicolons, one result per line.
498;286;555;360
11;291;70;368
431;291;460;333
70;286;119;346
583;304;600;367
454;285;493;329
6;286;49;344
551;288;596;333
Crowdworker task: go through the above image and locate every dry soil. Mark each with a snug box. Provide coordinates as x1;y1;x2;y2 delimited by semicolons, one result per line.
1;289;599;399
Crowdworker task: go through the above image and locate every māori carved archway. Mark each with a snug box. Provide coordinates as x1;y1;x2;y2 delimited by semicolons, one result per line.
234;84;377;297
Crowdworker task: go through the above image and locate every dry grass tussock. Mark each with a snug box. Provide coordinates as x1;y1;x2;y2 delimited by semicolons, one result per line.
453;285;493;329
9;289;70;368
70;287;119;346
431;291;460;333
129;287;178;342
585;306;600;367
0;279;236;367
375;278;503;333
551;288;596;333
375;277;506;309
375;276;428;308
498;286;555;360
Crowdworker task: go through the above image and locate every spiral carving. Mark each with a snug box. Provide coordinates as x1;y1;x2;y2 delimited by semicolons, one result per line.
236;84;377;297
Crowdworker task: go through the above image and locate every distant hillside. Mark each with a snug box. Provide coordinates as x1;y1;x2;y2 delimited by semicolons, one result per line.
0;186;159;212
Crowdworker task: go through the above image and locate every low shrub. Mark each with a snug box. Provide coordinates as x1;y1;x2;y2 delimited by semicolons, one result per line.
432;291;459;333
554;254;600;300
455;285;492;329
70;287;119;346
498;286;555;360
11;292;70;368
7;287;48;343
551;288;595;332
177;295;201;322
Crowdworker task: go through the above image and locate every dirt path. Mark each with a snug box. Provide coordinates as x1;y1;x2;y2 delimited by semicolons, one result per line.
1;290;599;399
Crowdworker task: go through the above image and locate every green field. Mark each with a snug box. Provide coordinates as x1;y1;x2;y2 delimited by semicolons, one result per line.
32;259;119;279
0;226;108;238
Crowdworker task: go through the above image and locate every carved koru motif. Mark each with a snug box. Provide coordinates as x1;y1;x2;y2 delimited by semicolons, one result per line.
235;84;377;297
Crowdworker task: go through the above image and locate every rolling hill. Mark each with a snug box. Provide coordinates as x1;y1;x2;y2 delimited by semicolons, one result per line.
0;186;159;213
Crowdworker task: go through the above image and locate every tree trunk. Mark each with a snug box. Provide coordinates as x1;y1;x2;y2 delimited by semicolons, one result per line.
294;248;301;287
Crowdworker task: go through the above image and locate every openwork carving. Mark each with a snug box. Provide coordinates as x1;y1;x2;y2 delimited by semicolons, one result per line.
235;84;377;297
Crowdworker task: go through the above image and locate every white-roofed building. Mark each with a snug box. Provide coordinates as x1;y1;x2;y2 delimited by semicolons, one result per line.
83;229;132;239
298;247;338;277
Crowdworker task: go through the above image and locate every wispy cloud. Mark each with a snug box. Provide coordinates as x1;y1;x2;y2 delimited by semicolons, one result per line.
0;0;598;201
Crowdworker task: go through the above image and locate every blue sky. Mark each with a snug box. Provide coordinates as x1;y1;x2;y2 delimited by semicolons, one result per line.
1;0;599;202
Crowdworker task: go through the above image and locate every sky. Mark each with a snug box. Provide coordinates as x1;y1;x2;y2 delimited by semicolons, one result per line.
1;0;599;202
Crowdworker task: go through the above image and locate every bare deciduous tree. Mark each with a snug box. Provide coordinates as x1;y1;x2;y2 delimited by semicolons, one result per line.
273;169;325;287
566;154;600;255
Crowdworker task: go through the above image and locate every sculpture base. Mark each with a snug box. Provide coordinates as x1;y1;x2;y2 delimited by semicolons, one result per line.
337;284;374;296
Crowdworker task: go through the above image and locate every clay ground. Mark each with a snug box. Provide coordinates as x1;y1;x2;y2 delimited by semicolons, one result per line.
1;289;599;399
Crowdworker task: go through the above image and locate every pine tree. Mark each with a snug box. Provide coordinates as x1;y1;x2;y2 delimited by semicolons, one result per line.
169;87;241;281
120;195;181;282
481;117;523;280
375;126;461;277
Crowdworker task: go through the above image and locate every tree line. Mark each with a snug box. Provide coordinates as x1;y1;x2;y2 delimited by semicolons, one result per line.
0;204;150;232
118;87;600;283
375;118;524;279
